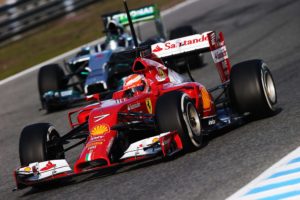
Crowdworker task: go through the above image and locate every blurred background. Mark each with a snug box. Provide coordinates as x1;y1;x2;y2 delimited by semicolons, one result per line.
0;0;182;80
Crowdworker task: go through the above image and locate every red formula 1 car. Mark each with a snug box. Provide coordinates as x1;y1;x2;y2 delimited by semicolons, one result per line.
13;4;277;190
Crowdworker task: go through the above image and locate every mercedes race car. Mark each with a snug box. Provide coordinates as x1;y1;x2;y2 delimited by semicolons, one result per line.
38;5;166;112
38;5;203;112
14;27;277;189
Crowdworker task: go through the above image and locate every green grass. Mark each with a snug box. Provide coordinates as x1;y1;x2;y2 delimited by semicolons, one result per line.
0;0;183;80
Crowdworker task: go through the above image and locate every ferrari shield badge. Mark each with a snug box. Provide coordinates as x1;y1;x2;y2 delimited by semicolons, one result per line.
156;67;166;82
145;98;153;114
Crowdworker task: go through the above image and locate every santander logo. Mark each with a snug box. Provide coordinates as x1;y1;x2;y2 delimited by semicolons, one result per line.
166;34;208;49
153;34;208;53
153;45;163;52
40;161;56;172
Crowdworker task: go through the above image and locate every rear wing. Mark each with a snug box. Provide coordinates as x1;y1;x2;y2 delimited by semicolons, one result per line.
102;5;160;27
151;31;231;82
102;5;165;39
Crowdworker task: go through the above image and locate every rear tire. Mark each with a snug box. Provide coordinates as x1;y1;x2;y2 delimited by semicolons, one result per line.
38;64;67;112
19;123;65;166
229;59;277;117
155;91;203;152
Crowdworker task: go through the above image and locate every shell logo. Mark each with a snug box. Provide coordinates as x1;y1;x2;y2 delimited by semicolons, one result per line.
91;124;110;136
152;137;159;143
24;167;31;172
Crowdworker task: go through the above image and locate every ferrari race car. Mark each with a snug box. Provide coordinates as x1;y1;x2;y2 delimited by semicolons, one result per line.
14;27;277;189
38;5;203;112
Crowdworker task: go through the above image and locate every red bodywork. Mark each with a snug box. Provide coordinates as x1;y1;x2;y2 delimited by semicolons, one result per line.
69;55;217;173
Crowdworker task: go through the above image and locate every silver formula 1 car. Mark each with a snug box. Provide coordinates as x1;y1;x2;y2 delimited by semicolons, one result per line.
37;5;203;112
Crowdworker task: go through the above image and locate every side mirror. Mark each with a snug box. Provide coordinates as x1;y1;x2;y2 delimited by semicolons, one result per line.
86;93;101;102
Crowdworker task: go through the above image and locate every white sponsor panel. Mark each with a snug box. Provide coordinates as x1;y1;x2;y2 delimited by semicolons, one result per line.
151;32;212;58
120;132;172;159
211;46;228;63
16;159;72;181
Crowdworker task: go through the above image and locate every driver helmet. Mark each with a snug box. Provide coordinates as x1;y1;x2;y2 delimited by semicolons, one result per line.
107;19;124;36
123;74;148;97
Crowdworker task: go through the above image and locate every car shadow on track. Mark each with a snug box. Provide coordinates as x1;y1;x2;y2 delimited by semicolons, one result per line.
203;107;282;143
19;153;184;196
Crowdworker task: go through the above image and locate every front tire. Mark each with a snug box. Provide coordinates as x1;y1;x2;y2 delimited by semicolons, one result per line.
229;59;277;117
19;123;65;166
38;64;67;112
155;91;203;152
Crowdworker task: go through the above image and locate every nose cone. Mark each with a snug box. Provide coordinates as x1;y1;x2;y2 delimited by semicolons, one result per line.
74;105;120;173
74;133;114;173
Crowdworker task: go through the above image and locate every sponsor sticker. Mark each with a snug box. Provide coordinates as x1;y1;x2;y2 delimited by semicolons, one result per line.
86;140;105;150
152;137;159;143
94;114;110;122
155;68;166;82
91;124;110;136
114;5;156;25
151;33;211;58
211;46;228;63
128;102;141;111
90;135;104;141
209;32;216;46
145;98;153;114
24;166;31;172
153;45;163;52
40;161;56;172
87;146;96;151
86;141;104;148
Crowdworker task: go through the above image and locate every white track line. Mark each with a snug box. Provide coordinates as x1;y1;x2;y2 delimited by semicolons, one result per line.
226;147;300;200
0;0;197;86
0;38;103;86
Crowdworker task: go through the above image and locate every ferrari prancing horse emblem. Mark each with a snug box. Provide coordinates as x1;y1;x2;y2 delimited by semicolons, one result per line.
145;98;152;114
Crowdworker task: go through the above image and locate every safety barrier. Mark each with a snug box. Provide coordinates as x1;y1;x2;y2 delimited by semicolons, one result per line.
0;0;98;43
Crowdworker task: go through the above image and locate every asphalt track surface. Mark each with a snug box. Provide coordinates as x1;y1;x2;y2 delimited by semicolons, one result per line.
1;0;300;199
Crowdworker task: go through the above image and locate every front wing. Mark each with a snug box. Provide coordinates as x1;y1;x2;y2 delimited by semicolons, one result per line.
14;131;182;189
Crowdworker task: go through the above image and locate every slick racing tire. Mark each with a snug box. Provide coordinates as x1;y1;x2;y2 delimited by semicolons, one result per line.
38;64;67;95
169;25;204;72
19;123;65;166
229;59;277;117
156;91;203;152
38;64;67;112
